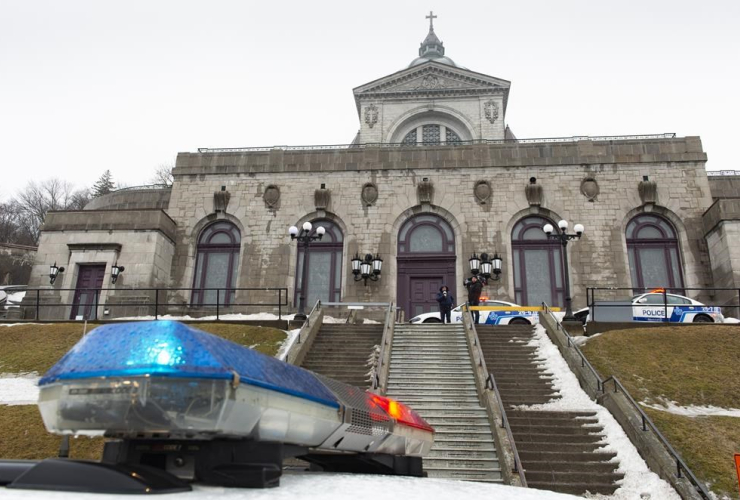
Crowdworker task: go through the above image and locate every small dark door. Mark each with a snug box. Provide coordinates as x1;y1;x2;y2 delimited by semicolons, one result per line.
409;276;443;318
70;265;106;319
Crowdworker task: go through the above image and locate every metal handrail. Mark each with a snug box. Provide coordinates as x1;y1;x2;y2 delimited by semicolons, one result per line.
196;133;677;153
541;303;712;499
372;302;395;392
14;286;289;321
541;302;605;392
463;304;527;487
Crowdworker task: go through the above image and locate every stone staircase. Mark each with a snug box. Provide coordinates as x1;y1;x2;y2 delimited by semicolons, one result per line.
299;323;383;388
386;324;503;483
477;325;623;496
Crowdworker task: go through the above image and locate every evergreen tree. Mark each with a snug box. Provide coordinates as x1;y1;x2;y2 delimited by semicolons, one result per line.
92;170;115;197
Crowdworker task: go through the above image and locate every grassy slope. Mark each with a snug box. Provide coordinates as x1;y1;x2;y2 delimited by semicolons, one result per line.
0;322;286;461
582;326;740;499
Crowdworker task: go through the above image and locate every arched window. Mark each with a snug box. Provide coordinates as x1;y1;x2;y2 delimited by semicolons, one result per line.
192;221;241;306
398;214;455;255
295;220;343;307
399;124;465;146
512;216;564;307
626;214;684;292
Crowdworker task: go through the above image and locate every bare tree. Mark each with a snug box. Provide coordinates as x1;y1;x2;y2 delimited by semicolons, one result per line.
13;179;88;243
150;163;174;187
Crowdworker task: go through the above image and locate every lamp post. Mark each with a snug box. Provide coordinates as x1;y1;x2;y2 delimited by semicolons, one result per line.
468;252;503;282
351;253;383;286
543;220;585;321
289;221;325;321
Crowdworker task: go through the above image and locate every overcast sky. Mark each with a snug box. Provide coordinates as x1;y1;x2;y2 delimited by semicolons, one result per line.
1;0;738;200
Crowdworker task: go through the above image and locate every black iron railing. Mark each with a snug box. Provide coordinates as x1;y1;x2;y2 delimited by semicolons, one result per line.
586;286;739;323
13;287;289;321
541;303;712;499
196;133;677;153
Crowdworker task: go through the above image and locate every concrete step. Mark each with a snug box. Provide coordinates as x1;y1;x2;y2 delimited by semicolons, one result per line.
428;448;498;460
404;403;487;412
387;373;476;381
518;450;617;463
423;466;503;482
433;430;496;440
387;380;477;387
508;410;598;419
523;460;619;474
512;432;605;445
423;457;500;470
510;424;604;436
507;416;599;428
516;442;608;454
525;470;623;486
527;481;619;496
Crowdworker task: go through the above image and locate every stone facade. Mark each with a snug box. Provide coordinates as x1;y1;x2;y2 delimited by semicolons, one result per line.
20;23;737;321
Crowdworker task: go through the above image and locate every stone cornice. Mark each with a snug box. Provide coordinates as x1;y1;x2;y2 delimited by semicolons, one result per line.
175;137;706;177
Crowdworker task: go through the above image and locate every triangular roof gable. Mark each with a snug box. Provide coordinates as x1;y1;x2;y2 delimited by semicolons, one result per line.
353;61;511;114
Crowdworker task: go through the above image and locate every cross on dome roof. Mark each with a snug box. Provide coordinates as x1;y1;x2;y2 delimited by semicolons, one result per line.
426;10;437;31
409;11;459;68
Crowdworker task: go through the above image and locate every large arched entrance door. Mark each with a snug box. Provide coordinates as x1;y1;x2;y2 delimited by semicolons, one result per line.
397;214;456;318
192;221;241;306
512;216;565;307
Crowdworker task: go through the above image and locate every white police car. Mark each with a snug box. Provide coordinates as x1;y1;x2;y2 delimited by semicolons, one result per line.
409;299;538;325
577;291;724;324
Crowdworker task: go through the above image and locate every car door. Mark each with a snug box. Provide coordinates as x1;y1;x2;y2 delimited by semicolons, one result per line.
633;293;673;322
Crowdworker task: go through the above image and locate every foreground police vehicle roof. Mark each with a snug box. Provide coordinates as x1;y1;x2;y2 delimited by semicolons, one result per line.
0;321;434;493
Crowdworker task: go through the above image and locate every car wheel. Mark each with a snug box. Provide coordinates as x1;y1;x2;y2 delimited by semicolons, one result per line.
423;318;441;323
509;318;530;325
692;314;713;323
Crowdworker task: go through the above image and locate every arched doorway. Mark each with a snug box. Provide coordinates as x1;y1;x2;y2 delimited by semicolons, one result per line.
397;214;456;318
511;216;565;307
192;221;241;306
626;214;684;292
294;220;343;308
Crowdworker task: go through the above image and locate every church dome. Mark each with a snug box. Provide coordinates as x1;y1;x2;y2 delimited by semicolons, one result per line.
408;12;460;68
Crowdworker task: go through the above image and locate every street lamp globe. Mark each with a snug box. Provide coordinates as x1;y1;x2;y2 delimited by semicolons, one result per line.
288;226;298;236
574;223;585;236
316;226;326;236
543;223;554;235
558;220;568;230
302;221;312;232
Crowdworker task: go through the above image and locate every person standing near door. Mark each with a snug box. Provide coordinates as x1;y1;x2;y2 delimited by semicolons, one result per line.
465;276;483;324
436;285;454;323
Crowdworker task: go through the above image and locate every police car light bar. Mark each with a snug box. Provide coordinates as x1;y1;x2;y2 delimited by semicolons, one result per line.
1;321;434;492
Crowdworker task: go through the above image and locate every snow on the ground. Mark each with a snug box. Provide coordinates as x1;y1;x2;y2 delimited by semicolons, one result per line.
276;328;302;361
520;324;681;500
0;473;581;500
723;317;740;323
115;312;298;322
0;373;39;405
6;291;25;304
640;400;740;418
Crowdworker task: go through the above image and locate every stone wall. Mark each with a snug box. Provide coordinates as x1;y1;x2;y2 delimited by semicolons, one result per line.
170;136;713;314
0;243;37;285
708;175;740;200
22;210;176;319
703;198;740;316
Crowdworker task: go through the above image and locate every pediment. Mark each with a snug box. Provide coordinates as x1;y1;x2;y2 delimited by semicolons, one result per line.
354;62;510;98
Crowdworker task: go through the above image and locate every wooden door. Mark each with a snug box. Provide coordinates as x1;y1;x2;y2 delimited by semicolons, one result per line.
409;276;443;318
70;265;106;319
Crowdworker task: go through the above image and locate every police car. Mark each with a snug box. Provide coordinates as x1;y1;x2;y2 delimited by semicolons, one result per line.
578;291;724;324
409;298;538;325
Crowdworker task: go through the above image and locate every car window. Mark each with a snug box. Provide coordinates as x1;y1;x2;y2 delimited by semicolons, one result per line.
640;294;667;305
483;301;507;307
667;295;692;305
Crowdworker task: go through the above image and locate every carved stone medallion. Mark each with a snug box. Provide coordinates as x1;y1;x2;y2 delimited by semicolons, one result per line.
417;179;434;205
419;74;440;89
473;180;491;205
263;185;280;208
638;177;658;205
484;100;499;124
525;177;543;206
364;104;378;129
361;183;378;206
213;188;231;213
580;177;599;202
315;187;331;210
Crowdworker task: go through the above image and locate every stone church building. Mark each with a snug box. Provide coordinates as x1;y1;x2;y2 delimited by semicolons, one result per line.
19;17;740;320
